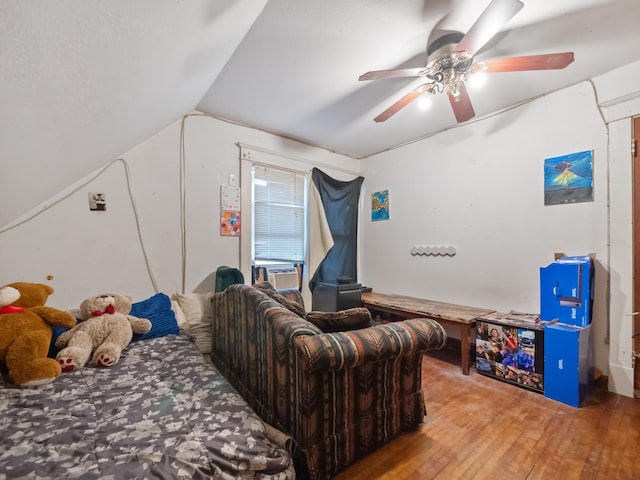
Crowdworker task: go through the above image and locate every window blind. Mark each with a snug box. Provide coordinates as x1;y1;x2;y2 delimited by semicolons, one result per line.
253;164;306;262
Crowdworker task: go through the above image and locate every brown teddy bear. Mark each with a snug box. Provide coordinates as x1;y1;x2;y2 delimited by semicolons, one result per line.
55;293;152;371
0;282;77;386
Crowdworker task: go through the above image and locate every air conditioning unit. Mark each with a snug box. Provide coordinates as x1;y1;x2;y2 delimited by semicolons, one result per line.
267;267;299;290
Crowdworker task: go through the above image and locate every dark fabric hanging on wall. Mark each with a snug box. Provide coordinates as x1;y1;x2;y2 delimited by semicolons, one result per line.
309;167;364;292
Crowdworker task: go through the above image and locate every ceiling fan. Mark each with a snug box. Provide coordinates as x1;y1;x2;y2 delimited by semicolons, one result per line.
359;0;574;124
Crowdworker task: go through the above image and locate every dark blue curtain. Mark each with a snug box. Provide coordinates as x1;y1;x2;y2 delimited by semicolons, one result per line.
309;168;364;292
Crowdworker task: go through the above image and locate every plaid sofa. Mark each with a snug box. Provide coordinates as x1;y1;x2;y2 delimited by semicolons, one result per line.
211;284;446;480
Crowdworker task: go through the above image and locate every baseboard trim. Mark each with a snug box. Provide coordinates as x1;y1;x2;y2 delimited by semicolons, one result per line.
608;363;634;398
593;374;608;391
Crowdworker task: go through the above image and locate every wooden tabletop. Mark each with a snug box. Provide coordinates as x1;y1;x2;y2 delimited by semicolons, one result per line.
361;292;495;324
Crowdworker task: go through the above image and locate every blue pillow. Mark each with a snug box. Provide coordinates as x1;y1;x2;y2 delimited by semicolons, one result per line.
49;324;76;357
130;292;179;341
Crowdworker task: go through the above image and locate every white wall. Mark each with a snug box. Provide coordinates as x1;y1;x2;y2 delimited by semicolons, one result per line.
0;113;358;309
360;81;607;310
359;65;640;397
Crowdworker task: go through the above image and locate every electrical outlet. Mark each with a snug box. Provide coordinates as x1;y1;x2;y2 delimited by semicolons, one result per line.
229;174;238;187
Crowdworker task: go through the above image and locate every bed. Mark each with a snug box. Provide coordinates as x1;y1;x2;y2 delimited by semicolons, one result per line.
0;331;295;479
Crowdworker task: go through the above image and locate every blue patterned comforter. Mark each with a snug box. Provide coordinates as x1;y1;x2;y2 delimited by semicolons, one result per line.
0;334;295;479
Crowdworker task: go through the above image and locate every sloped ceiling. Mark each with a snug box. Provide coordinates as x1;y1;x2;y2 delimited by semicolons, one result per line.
200;0;640;159
2;0;640;226
0;0;268;227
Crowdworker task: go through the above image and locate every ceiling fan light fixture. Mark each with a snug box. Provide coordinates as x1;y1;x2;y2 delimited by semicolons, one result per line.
474;62;488;73
426;83;441;95
360;1;574;124
445;82;461;98
441;68;464;98
466;67;488;90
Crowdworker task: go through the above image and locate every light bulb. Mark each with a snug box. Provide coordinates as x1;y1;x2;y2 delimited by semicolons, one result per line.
417;95;432;110
467;71;488;89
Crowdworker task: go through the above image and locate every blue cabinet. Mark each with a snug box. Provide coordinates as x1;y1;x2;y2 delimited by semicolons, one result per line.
544;323;593;407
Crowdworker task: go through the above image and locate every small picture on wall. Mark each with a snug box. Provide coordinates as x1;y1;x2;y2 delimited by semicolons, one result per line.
220;211;241;236
88;192;107;211
371;189;389;221
544;150;593;206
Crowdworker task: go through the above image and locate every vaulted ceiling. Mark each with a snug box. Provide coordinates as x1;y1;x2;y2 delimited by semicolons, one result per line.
2;0;640;226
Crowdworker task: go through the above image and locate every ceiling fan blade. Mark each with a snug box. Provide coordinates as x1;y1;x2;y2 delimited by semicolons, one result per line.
448;83;475;123
374;83;432;122
482;52;575;72
359;68;425;81
456;0;524;57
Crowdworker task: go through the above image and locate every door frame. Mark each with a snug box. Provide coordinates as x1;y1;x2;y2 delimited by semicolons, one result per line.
633;116;640;396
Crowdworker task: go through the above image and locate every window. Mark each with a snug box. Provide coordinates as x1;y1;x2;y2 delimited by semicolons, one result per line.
239;143;360;302
252;164;307;264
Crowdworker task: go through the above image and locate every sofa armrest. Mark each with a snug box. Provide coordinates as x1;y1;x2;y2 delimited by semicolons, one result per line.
293;318;446;373
305;307;372;332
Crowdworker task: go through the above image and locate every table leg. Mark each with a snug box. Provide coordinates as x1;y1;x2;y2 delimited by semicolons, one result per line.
460;324;471;376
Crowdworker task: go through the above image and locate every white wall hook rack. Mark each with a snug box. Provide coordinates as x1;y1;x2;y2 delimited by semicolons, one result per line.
410;245;456;257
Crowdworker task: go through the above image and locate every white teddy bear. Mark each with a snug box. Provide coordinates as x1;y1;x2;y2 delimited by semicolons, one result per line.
55;293;152;371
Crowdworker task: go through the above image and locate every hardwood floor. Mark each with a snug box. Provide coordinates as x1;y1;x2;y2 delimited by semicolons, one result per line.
334;347;640;480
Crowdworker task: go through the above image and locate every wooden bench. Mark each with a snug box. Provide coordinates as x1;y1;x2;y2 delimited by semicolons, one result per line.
361;292;496;375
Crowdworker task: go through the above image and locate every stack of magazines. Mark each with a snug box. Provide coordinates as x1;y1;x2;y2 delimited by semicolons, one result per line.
504;311;540;323
480;311;541;324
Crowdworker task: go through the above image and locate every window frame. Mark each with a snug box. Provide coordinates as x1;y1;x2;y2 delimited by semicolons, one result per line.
239;144;362;308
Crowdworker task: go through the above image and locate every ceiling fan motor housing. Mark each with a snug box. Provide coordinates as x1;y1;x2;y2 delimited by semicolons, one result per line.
427;32;465;56
425;32;474;96
426;32;473;72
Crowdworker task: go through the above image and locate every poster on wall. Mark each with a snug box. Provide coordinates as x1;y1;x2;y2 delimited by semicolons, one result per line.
371;189;389;221
221;185;240;210
88;192;107;211
544;150;593;206
220;211;240;236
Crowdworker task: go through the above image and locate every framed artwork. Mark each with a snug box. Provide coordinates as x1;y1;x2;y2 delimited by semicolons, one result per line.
371;189;389;221
220;211;240;236
544;150;593;206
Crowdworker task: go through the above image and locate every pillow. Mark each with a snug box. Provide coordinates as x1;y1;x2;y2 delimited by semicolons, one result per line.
130;292;179;341
306;308;373;333
171;299;187;329
171;292;214;354
49;325;75;358
49;309;82;351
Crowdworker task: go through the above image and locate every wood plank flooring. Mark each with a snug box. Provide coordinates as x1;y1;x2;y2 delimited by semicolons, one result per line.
334;347;640;480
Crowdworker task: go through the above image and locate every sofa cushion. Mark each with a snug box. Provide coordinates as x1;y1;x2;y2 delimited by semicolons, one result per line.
305;308;373;332
253;282;307;318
